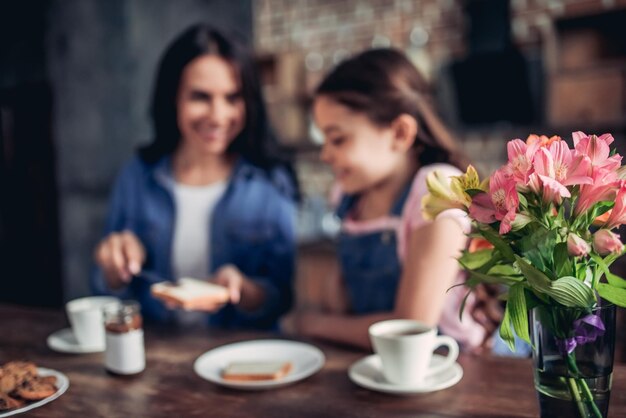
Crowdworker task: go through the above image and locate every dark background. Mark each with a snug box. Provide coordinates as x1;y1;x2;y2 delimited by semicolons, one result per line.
0;0;252;307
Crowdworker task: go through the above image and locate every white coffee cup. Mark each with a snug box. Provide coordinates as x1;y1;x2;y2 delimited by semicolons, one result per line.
369;319;459;386
66;296;119;349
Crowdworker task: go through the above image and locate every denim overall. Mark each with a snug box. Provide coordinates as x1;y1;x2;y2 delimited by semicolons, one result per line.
336;185;411;314
336;179;532;356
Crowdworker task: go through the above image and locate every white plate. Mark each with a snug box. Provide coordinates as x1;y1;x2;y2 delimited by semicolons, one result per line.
194;339;325;390
46;328;104;354
348;354;463;395
0;367;69;417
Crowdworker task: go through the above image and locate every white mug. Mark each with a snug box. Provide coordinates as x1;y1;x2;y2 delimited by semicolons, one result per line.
369;319;459;386
66;296;119;349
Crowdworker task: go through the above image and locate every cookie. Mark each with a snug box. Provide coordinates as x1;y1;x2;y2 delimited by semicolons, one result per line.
1;361;38;392
15;376;57;401
0;372;17;393
2;361;37;378
39;375;57;386
0;392;23;411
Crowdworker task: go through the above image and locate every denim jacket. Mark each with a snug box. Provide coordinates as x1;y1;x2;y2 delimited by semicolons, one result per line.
91;155;296;330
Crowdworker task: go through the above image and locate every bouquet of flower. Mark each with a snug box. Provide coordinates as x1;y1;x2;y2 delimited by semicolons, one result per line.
423;132;626;418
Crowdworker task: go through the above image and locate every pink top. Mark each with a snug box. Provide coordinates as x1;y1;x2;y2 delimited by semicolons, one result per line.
340;163;485;349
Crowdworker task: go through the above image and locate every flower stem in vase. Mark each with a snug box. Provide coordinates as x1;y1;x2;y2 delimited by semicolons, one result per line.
565;353;603;418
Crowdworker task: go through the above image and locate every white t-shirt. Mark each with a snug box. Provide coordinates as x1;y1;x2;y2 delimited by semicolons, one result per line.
171;180;227;326
171;180;227;284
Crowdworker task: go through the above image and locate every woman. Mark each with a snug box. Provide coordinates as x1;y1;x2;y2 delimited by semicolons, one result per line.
92;24;298;330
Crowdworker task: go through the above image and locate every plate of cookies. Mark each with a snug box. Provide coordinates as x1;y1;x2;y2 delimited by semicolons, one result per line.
194;339;325;390
0;361;69;417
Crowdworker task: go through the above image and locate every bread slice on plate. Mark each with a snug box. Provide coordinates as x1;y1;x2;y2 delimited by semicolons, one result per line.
222;361;293;381
151;277;229;307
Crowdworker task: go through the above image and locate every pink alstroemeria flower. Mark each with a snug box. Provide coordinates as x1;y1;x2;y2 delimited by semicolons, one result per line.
531;141;590;204
573;131;622;171
505;138;539;185
526;134;561;148
593;229;624;256
567;233;591;257
574;167;620;216
604;183;626;230
469;169;518;234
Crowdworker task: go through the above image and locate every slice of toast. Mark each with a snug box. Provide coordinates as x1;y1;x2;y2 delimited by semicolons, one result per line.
222;361;292;381
151;277;229;306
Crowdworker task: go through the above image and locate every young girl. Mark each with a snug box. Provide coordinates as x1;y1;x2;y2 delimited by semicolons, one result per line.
92;24;297;330
295;48;495;351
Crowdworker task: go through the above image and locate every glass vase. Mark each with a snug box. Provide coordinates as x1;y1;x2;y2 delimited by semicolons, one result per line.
530;303;616;418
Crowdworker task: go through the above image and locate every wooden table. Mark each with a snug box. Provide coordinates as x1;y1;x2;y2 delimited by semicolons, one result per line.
2;303;626;418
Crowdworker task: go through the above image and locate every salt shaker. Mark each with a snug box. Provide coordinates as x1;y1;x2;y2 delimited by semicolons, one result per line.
103;300;145;375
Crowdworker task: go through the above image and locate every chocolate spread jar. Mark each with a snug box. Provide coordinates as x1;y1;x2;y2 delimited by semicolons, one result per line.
103;300;145;375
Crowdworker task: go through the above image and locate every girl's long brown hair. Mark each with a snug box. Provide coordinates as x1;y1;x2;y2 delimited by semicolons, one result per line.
315;48;468;170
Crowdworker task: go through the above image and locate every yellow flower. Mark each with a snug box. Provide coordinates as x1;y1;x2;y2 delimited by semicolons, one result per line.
422;170;466;219
451;165;487;199
422;165;486;220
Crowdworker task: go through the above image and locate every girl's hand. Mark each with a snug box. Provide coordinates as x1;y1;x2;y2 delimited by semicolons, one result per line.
470;283;504;350
94;230;145;289
281;309;321;337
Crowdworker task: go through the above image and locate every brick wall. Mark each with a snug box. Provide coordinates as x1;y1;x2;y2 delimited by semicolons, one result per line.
255;0;626;73
254;0;626;189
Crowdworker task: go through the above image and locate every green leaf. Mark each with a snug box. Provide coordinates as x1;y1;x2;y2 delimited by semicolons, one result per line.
515;256;552;293
518;226;554;254
479;226;515;262
547;276;596;308
458;288;472;322
514;257;593;307
464;269;523;287
590;254;626;289
553;242;573;278
499;302;516;352
508;284;531;345
487;264;521;277
518;193;528;208
597;282;626;307
459;249;494;270
518;227;557;275
523;249;548;274
603;251;625;267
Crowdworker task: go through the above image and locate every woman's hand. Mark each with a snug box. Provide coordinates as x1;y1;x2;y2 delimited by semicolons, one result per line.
165;265;266;313
94;230;145;289
210;265;245;305
161;265;243;312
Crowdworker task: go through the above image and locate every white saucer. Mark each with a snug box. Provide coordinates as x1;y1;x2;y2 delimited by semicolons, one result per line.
194;339;325;390
0;367;69;417
46;328;104;354
348;354;463;395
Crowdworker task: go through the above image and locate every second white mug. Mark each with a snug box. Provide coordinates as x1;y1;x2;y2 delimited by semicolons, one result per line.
369;319;459;386
66;296;119;349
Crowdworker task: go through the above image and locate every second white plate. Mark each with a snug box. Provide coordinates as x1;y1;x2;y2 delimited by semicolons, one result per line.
348;354;463;395
194;339;325;390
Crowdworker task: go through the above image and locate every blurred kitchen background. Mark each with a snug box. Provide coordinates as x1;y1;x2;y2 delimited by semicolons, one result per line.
1;0;626;310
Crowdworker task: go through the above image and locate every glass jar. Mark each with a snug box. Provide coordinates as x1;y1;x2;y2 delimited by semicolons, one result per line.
103;300;145;375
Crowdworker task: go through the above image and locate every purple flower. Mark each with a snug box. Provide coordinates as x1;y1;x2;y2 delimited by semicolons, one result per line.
555;313;606;355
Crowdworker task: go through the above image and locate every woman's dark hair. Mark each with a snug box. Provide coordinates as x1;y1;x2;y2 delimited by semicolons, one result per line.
139;23;298;196
315;48;468;170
